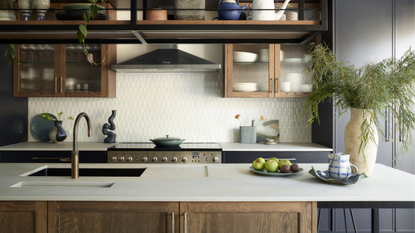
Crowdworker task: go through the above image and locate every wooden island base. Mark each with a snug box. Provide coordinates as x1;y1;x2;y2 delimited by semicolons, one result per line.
0;201;317;233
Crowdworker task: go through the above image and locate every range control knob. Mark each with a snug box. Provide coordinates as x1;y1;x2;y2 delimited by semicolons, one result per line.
111;157;117;162
142;157;148;162
119;157;125;162
172;157;178;163
152;157;158;162
162;157;168;162
213;157;219;163
181;157;187;163
127;157;133;162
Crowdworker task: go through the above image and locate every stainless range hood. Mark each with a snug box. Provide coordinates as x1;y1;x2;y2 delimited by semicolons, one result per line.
111;45;221;73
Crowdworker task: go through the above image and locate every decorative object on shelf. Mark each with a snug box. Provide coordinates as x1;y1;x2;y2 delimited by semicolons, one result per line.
48;120;69;144
56;4;108;20
40;112;74;143
174;0;205;20
30;113;56;142
328;152;359;180
0;0;16;20
102;110;116;143
286;11;297;20
145;8;167;20
18;0;33;21
32;0;49;20
256;119;279;143
302;43;415;177
274;0;291;20
309;166;366;185
217;0;247;20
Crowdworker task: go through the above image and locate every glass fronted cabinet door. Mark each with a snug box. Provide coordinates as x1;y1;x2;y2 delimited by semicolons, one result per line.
63;44;115;97
13;44;64;97
224;44;277;98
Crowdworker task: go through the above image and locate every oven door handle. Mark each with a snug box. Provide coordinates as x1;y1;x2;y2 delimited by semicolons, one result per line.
32;157;71;162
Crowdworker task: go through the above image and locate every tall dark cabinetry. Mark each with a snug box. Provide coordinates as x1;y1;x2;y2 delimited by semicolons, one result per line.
318;0;415;232
0;45;28;147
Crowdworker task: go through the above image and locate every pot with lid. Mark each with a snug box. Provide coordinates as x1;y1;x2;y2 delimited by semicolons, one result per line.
150;135;185;147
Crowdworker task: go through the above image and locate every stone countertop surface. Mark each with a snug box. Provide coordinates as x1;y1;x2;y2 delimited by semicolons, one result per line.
0;142;117;151
219;142;333;151
0;163;413;202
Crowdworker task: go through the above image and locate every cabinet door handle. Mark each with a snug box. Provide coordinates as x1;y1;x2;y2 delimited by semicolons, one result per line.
60;77;63;93
171;212;174;233
183;212;187;233
32;157;71;161
54;77;58;93
269;78;273;93
263;157;296;161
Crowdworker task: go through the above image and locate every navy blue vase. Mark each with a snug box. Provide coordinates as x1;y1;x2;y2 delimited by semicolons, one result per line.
49;121;68;143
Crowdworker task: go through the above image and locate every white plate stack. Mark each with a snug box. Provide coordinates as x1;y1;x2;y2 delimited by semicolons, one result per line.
286;73;302;92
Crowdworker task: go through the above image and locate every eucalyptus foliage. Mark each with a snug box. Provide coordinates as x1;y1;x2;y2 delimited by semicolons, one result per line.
302;43;415;155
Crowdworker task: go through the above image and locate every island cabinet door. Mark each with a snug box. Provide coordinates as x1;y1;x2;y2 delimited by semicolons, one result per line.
180;202;317;233
0;201;47;233
48;201;179;233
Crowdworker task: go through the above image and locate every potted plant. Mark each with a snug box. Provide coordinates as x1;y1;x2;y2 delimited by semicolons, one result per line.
41;112;74;144
302;43;415;176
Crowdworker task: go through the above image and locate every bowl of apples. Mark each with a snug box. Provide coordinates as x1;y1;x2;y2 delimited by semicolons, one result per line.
250;157;303;176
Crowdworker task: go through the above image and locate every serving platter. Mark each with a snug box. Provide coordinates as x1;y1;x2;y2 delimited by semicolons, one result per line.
30;113;56;142
249;166;303;176
308;166;366;185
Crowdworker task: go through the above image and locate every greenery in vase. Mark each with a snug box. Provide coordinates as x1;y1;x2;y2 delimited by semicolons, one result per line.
302;43;415;157
40;112;74;122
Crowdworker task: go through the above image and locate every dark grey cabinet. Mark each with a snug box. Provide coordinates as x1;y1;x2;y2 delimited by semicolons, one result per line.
0;151;107;163
222;151;330;163
319;0;415;232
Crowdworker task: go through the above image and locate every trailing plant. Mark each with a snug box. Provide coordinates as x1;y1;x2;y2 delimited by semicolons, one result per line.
4;44;17;65
77;0;107;65
302;43;415;156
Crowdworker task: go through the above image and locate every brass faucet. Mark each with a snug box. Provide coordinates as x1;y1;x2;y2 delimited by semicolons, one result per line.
71;112;92;179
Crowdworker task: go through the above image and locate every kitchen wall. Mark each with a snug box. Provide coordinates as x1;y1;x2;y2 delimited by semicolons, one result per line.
28;70;311;143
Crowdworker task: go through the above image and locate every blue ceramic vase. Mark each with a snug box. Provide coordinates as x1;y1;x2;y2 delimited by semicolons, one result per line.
49;121;68;143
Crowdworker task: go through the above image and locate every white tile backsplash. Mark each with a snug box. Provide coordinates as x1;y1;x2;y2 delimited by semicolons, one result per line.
28;72;311;143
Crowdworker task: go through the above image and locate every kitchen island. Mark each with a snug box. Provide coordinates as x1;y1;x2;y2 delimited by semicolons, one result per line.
0;163;413;233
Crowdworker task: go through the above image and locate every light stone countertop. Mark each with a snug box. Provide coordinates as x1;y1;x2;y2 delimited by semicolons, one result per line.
0;163;413;202
219;142;333;151
0;142;117;151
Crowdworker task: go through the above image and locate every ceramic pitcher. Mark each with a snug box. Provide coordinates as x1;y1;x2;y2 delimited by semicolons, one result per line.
328;153;358;180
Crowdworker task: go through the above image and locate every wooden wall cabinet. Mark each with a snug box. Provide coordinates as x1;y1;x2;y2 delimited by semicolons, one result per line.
224;44;312;98
13;43;116;98
12;3;116;98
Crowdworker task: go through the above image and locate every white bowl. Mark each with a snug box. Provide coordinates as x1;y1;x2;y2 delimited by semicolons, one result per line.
233;83;258;92
233;51;258;63
301;84;313;92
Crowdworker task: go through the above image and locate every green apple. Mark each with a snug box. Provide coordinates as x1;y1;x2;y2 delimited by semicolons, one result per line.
265;160;278;172
252;157;266;170
267;157;279;164
278;159;292;169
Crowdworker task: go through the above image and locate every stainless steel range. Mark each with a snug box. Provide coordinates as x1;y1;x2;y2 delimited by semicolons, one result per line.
107;142;222;164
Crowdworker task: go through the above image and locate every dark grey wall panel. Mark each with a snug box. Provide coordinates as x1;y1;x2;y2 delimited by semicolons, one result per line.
0;45;28;147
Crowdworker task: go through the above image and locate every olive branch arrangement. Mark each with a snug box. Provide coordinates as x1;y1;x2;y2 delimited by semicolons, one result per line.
40;112;74;122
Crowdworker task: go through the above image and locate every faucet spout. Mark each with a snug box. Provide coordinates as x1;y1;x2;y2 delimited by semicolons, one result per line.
71;112;92;179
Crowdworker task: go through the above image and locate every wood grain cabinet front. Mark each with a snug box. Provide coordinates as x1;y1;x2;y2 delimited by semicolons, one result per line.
0;201;47;233
180;202;317;233
224;44;313;98
48;201;179;233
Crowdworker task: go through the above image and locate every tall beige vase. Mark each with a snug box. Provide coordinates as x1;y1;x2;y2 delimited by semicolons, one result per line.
344;108;379;177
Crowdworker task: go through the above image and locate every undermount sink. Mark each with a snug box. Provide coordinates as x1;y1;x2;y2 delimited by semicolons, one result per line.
25;168;146;177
